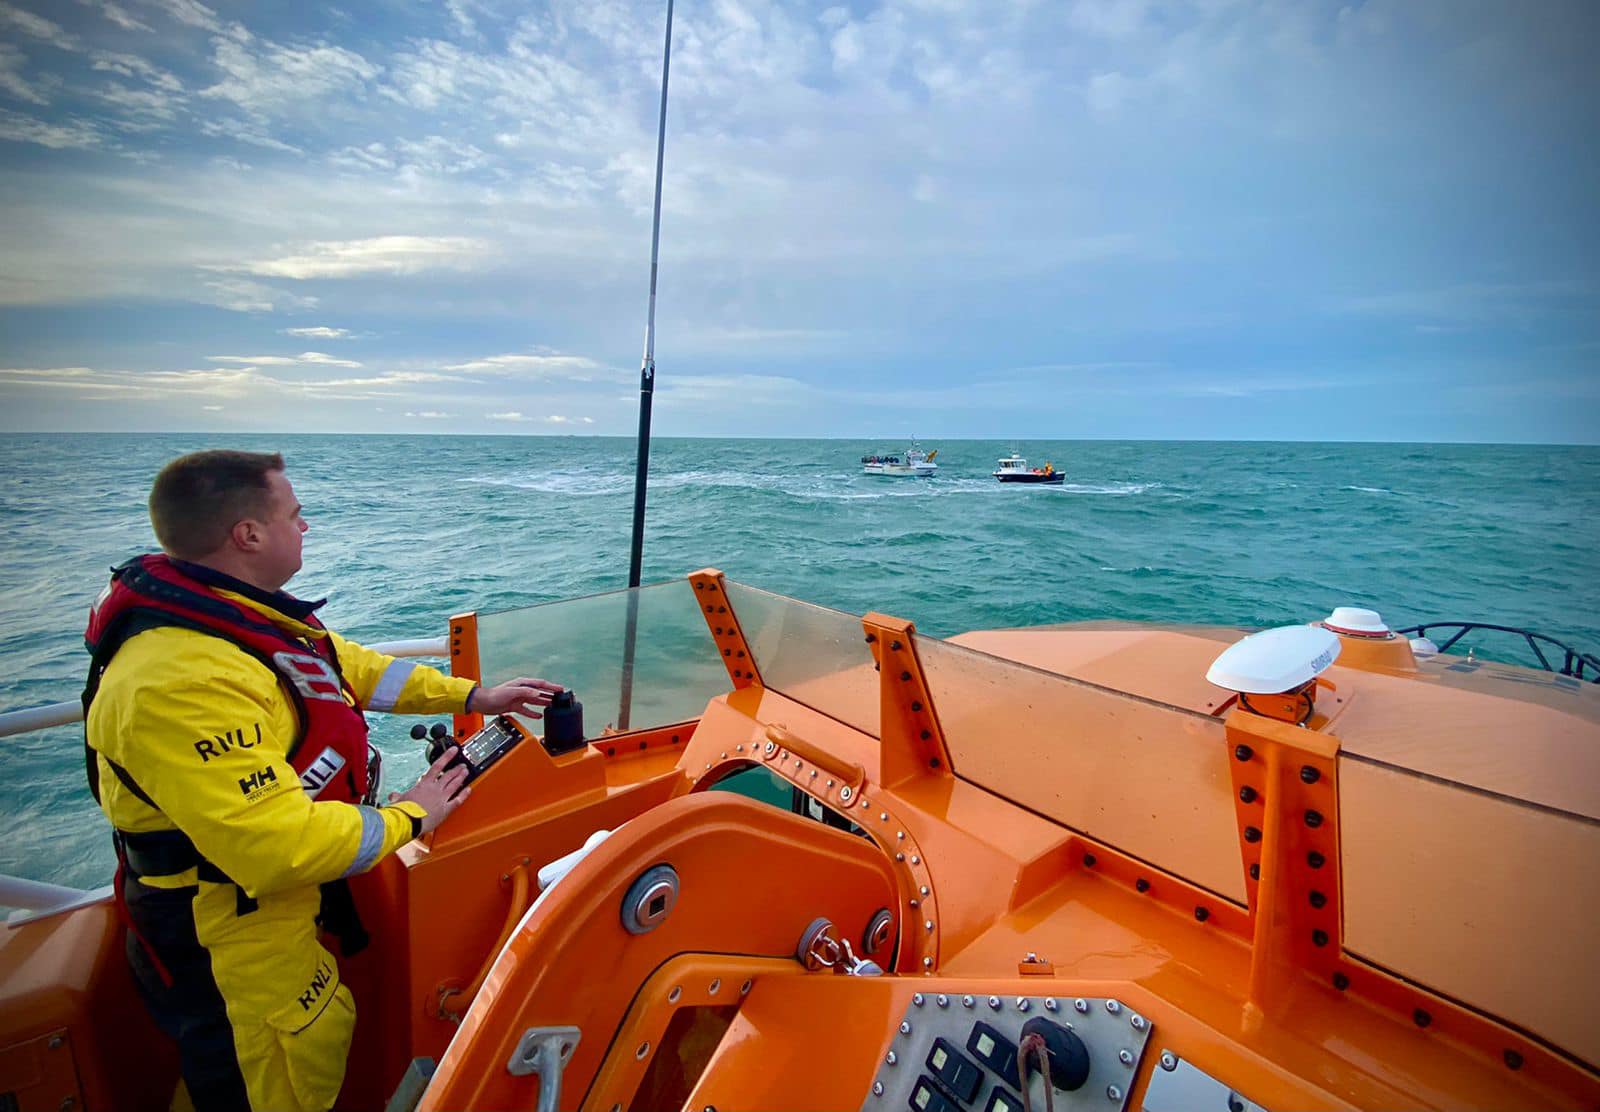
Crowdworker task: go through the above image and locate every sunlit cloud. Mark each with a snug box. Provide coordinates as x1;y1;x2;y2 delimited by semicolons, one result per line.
442;353;610;378
206;352;363;368
224;236;493;280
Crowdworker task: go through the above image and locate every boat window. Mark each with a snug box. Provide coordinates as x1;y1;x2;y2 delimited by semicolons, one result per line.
476;580;729;735
723;582;881;738
1341;757;1600;1066
709;764;866;835
916;633;1244;904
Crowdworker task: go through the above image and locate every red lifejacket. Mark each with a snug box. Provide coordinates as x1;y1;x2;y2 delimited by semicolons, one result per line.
84;554;371;805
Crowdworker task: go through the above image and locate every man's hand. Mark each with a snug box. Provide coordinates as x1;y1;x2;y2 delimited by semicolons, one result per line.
389;747;472;835
468;677;564;718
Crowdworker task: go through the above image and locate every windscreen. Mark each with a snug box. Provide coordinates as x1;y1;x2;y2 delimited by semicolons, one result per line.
723;581;880;737
1341;756;1599;1065
918;633;1245;904
476;579;728;734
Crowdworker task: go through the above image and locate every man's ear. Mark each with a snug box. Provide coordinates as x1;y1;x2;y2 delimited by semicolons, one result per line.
229;517;263;552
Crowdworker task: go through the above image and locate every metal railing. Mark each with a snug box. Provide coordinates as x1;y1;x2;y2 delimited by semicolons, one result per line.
0;636;448;739
1398;622;1600;683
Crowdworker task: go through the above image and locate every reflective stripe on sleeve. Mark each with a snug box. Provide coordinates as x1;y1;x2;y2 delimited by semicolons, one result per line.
342;806;386;877
366;659;418;712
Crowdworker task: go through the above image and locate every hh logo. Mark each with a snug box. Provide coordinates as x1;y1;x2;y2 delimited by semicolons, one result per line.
238;766;279;799
298;960;335;1011
298;747;347;799
272;651;346;703
195;724;261;762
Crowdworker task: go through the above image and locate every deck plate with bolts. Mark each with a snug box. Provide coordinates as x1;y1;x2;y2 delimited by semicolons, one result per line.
863;995;1151;1112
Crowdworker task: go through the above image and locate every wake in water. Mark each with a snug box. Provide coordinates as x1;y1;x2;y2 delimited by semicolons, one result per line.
462;468;1164;502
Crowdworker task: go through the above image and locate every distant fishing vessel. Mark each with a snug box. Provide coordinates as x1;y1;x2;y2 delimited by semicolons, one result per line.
862;445;938;477
993;454;1063;484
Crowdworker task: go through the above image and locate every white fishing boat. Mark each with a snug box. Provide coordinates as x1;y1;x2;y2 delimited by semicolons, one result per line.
861;446;938;477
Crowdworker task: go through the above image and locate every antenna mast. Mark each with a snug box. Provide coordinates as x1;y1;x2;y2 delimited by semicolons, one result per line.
626;0;674;589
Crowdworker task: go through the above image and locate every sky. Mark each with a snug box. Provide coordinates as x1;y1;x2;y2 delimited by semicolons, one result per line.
0;0;1596;442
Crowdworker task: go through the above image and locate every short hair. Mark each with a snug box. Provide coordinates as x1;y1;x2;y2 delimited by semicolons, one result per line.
148;450;285;560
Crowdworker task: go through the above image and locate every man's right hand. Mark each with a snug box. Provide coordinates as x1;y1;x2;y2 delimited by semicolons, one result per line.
389;747;472;835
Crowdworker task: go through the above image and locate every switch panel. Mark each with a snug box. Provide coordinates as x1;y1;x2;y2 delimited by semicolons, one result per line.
864;995;1153;1112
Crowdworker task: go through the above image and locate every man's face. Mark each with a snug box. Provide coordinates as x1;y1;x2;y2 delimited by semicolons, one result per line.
253;469;307;589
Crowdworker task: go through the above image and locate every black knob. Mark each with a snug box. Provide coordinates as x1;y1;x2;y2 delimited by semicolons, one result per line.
1019;1017;1090;1092
409;724;427;741
429;722;449;742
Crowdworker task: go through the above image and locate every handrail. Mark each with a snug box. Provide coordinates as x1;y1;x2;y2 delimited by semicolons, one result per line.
0;636;450;739
1397;622;1600;683
436;860;533;1022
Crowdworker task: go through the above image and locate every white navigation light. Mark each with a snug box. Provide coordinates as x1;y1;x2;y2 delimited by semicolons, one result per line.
1323;606;1390;637
1206;625;1342;694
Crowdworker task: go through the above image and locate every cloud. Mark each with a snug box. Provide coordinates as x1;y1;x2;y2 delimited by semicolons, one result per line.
484;410;593;424
282;326;350;339
441;352;608;378
94;84;183;125
0;107;101;149
0;43;48;105
0;364;261;398
0;3;80;51
1067;0;1150;39
1086;71;1132;113
91;51;184;93
96;2;153;33
1327;282;1594;326
152;0;221;33
225;236;492;279
444;0;476;40
405;410;452;418
192;117;302;154
201;278;317;313
202;28;379;119
206;352;363;368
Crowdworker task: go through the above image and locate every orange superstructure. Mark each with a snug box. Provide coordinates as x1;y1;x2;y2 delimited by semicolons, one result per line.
2;571;1595;1111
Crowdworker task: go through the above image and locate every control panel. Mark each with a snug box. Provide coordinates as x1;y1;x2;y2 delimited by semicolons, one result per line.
864;994;1151;1112
423;715;526;785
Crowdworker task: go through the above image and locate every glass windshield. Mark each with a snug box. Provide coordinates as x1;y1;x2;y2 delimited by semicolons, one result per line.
724;582;880;737
1341;756;1599;1066
918;633;1244;903
476;580;727;734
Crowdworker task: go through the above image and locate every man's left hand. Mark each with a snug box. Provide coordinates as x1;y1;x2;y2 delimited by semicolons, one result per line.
468;677;564;718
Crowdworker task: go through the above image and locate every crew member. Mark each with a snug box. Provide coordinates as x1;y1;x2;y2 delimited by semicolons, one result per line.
84;449;562;1112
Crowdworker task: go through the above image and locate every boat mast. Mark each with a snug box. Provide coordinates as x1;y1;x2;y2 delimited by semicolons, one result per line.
620;0;674;730
626;0;674;590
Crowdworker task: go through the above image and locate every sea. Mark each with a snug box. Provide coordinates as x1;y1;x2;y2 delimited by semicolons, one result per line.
2;433;1597;891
